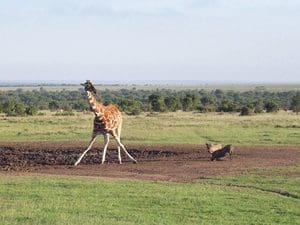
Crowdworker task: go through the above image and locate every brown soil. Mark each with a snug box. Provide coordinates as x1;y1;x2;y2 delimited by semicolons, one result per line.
0;142;299;182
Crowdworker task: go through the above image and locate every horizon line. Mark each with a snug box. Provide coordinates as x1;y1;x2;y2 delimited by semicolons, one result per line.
1;80;300;85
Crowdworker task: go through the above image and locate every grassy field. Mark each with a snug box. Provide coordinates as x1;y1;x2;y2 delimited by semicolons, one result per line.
0;166;299;225
0;111;299;224
0;111;299;146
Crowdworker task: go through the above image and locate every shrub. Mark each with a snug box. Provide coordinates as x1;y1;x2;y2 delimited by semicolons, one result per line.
148;94;166;112
25;105;38;116
2;98;26;116
240;106;253;116
291;93;300;114
264;101;279;113
164;96;178;112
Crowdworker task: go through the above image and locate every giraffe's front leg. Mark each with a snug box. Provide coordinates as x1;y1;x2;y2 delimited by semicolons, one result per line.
74;134;97;166
101;133;110;164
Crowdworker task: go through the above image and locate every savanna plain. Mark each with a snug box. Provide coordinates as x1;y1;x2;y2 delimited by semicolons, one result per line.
0;88;300;224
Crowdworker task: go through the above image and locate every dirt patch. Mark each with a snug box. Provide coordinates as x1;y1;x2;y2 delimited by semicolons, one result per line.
0;142;299;182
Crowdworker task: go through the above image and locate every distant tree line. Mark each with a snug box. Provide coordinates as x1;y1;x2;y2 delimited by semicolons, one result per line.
0;87;299;116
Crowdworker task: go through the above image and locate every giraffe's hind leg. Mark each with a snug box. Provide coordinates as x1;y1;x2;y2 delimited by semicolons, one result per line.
116;138;137;163
113;131;137;163
116;123;122;164
117;146;122;164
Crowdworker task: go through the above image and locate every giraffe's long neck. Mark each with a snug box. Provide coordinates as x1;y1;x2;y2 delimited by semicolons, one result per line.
87;91;104;117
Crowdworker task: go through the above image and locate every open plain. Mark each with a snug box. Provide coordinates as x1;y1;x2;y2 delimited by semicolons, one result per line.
0;111;299;224
1;142;299;182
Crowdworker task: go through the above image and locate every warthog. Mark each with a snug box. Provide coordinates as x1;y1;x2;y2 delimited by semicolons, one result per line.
210;145;233;161
205;143;223;153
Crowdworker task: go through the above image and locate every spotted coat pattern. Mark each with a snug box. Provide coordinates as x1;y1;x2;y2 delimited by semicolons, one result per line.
87;91;122;137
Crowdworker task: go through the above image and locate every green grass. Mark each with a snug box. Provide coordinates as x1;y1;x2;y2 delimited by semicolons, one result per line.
0;111;299;146
0;111;299;224
201;165;300;198
0;171;299;225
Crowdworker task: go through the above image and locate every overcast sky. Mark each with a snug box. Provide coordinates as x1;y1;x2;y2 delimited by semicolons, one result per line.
0;0;299;83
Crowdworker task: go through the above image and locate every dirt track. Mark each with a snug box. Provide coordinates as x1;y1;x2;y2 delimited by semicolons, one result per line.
0;142;299;181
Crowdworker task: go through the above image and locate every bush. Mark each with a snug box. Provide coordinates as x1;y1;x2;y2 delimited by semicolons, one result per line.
126;108;141;116
25;105;38;116
164;96;178;112
197;104;216;113
118;98;142;115
240;106;253;116
60;102;73;112
148;94;166;112
2;99;26;116
264;101;279;113
218;99;237;112
291;93;300;114
254;103;264;113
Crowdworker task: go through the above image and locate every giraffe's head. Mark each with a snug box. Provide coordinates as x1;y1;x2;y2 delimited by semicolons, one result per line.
81;80;97;94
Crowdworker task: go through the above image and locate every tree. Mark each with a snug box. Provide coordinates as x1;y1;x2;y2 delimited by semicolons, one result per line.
291;93;300;114
253;100;264;113
164;96;178;112
25;105;38;116
49;101;60;110
181;93;199;111
214;89;224;98
118;98;142;115
148;94;166;112
182;94;194;111
2;98;26;116
240;106;253;116
198;95;217;112
72;100;88;111
264;100;279;113
60;101;72;112
218;98;237;112
200;94;216;106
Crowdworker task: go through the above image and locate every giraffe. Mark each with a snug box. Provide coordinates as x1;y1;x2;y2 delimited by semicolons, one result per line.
74;80;137;165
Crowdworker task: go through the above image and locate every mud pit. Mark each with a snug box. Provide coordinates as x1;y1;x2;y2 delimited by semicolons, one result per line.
0;142;299;182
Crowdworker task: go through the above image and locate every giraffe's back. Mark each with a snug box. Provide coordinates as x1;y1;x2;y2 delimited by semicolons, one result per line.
93;104;122;135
